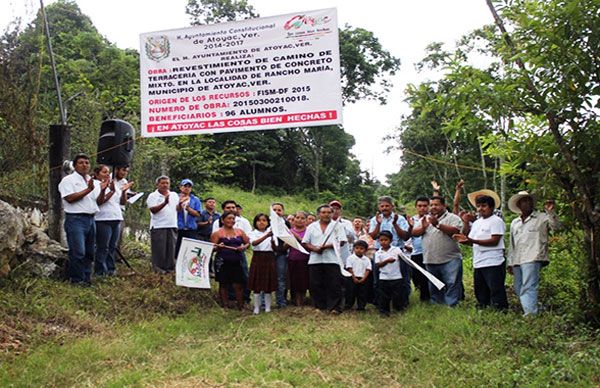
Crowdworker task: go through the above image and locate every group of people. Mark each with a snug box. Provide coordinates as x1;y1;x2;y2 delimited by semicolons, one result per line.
59;157;560;317
58;154;133;285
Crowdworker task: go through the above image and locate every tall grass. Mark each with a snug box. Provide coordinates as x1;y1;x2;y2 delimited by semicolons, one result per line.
1;250;598;386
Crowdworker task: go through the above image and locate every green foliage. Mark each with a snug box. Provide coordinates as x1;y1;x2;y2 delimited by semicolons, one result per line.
388;81;503;206
389;0;600;314
538;231;587;319
339;26;401;104
186;0;259;25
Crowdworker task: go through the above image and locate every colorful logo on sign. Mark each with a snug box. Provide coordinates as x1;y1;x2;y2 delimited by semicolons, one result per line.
145;35;170;62
284;14;331;30
187;247;207;278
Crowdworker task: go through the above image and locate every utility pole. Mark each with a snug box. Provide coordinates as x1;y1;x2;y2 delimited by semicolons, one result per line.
40;0;70;244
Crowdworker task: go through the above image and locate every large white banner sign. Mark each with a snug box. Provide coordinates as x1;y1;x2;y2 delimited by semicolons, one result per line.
175;238;213;289
140;8;343;137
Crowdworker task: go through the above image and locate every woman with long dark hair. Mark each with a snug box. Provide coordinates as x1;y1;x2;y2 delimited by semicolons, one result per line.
211;211;250;310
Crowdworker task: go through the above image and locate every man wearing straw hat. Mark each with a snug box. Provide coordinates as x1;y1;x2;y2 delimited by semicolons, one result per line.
454;194;508;310
507;191;560;316
465;189;503;219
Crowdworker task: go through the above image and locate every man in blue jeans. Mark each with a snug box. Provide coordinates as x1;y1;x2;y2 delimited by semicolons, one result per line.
411;196;464;306
508;191;560;316
58;154;102;285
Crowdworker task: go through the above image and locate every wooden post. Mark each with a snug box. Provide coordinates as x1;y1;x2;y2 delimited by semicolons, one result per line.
48;124;70;245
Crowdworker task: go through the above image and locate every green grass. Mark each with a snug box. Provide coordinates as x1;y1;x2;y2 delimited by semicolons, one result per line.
204;184;324;218
0;183;594;386
1;244;598;387
123;183;325;229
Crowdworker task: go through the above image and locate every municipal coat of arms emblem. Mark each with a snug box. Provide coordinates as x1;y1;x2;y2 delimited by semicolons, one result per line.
145;35;170;62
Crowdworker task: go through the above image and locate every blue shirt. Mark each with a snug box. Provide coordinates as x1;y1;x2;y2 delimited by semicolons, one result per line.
177;194;202;230
197;209;221;237
369;212;409;249
411;215;423;256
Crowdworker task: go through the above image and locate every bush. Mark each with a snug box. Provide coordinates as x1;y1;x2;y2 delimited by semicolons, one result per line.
539;231;587;319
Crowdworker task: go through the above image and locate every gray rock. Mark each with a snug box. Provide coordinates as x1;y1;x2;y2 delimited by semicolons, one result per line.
0;200;67;278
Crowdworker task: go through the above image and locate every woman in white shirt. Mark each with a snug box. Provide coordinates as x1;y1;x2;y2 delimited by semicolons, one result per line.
247;213;278;314
94;165;132;276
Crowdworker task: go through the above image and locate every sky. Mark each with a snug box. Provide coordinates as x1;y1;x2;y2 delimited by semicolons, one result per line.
2;0;493;183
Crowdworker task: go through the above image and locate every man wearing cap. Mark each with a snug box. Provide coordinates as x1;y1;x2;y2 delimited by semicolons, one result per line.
175;179;202;257
507;191;560;315
369;196;411;308
58;153;103;285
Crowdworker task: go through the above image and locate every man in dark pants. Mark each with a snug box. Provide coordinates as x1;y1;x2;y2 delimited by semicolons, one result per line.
454;195;508;310
407;196;431;301
302;204;347;313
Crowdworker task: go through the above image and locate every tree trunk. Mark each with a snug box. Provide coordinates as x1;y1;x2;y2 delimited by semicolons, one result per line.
500;156;506;211
477;137;488;188
582;221;600;323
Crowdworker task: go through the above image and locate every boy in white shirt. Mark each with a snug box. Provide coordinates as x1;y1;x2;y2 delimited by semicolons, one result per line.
374;230;405;316
345;240;372;311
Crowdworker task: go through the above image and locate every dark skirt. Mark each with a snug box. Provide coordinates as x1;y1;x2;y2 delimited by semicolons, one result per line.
217;261;244;285
289;258;309;293
248;251;278;293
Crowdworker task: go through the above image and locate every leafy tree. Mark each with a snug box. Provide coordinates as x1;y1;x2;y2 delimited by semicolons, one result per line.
186;0;258;25
483;0;600;319
393;0;599;319
339;26;400;104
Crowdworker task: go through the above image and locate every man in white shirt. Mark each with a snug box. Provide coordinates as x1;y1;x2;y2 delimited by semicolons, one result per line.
329;200;356;266
147;175;179;274
302;204;348;313
454;195;508;310
58;154;102;285
212;200;252;234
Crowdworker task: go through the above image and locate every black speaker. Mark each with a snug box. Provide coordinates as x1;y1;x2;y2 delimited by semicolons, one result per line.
97;119;135;166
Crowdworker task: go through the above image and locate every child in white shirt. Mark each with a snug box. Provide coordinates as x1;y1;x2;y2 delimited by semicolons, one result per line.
374;231;405;315
345;240;372;311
